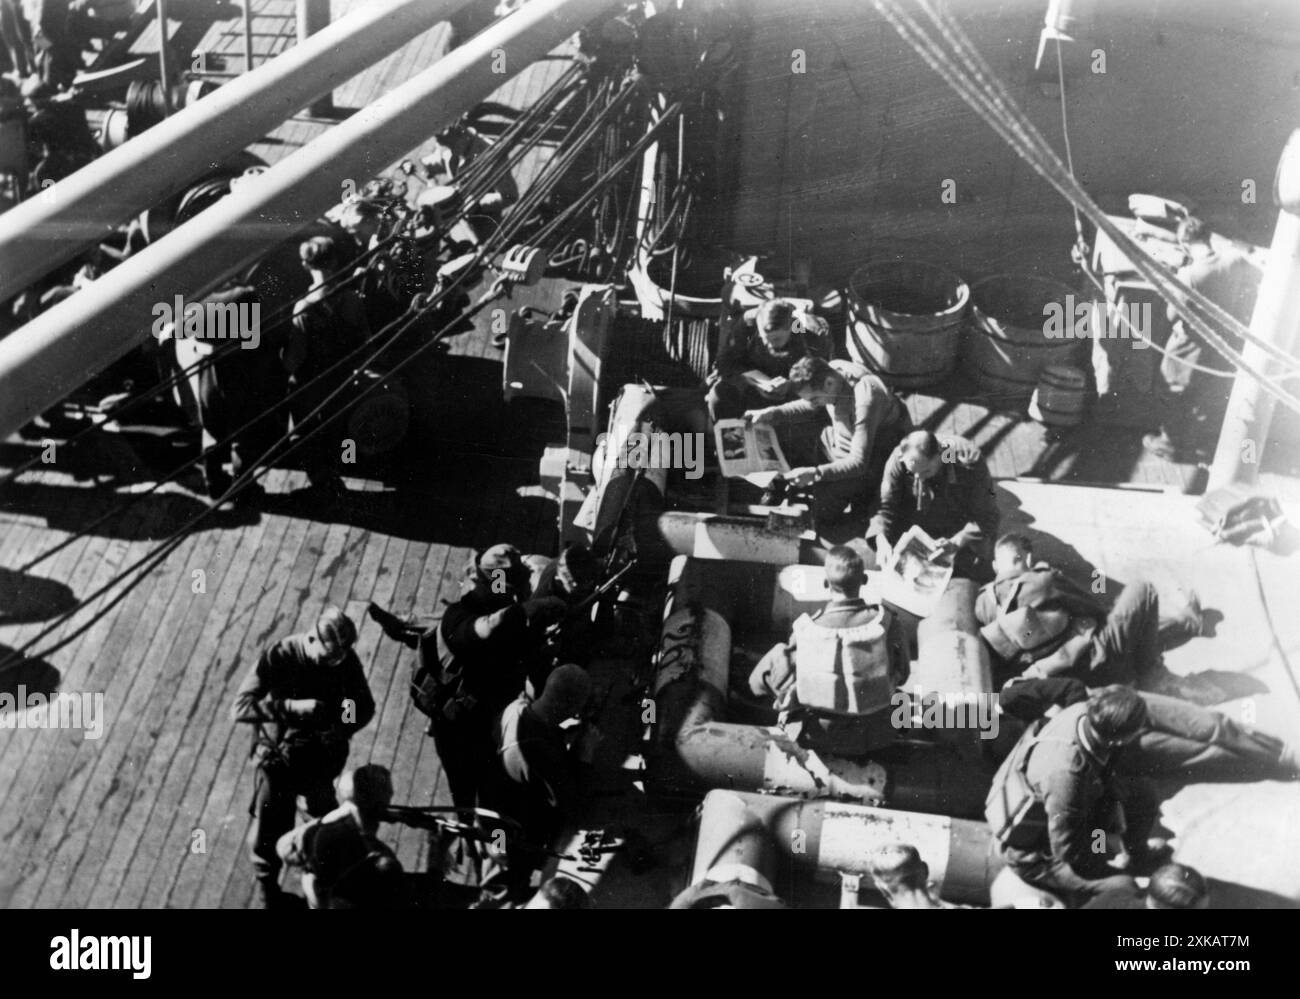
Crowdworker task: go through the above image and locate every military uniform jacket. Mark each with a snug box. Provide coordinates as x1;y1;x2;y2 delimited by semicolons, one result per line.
989;702;1122;876
232;636;375;763
869;438;999;547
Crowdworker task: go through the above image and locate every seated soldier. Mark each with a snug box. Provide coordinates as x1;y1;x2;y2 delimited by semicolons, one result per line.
868;431;1000;582
275;764;404;909
986;686;1155;907
977;533;1203;687
707;298;829;422
745;356;912;522
749;545;909;756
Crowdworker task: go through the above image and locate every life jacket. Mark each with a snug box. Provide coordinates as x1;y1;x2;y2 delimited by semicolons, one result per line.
979;571;1074;667
792;606;897;717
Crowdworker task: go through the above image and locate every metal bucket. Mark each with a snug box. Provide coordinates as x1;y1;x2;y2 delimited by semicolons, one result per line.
967;274;1085;399
846;260;969;389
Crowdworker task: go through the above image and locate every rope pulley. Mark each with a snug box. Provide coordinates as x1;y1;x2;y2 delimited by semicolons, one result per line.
500;244;546;286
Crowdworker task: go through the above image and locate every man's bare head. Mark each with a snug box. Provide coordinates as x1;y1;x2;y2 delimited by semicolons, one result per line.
900;430;943;480
823;545;866;597
868;843;930;896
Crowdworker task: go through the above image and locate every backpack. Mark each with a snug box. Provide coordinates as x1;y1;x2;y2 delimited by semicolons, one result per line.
984;719;1052;850
1196;489;1286;547
409;624;476;722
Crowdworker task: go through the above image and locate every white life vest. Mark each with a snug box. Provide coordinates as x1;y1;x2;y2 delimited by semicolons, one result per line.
792;607;896;717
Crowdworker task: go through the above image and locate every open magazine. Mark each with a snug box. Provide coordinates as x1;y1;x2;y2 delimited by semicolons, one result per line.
714;419;789;478
880;525;954;618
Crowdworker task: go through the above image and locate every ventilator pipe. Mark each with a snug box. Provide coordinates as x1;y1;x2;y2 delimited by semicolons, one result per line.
656;511;805;565
693;789;1003;907
648;561;992;816
0;0;472;304
908;578;995;761
0;0;618;440
586;383;711;563
687;786;778;890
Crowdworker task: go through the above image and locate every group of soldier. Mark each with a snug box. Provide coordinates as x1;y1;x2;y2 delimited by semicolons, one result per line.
230;542;602;909
681;292;1295;909
222;228;1290;910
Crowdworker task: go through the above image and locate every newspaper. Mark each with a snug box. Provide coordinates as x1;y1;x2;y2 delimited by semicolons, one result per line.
880;525;954;618
714;419;789;479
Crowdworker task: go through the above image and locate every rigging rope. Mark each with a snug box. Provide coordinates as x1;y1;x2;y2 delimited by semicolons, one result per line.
872;0;1300;420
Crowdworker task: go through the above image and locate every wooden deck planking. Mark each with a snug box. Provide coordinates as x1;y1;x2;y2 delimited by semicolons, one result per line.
215;513;365;908
0;484;163;802
0;490;197;905
1;14;585;906
86;508;295;908
342;531;413;773
133;490;316;908
196;510;340;908
0;486;108;807
15;503;246;907
44;507;273;908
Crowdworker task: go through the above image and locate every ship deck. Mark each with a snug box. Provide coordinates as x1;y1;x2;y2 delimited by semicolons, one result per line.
0;0;1298;909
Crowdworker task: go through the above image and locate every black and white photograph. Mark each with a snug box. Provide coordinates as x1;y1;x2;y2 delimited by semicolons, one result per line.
0;0;1296;964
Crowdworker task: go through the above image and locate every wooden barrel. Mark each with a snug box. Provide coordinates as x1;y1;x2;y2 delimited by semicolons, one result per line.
638;253;725;319
347;371;410;457
1028;364;1088;427
967;275;1085;399
846;261;969;389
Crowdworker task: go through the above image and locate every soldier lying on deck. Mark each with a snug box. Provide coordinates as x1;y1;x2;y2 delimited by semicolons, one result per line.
975;533;1203;687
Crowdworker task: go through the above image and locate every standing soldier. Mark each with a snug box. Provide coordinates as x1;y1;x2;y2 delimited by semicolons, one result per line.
1143;216;1260;462
285;236;369;499
232;606;376;909
369;544;543;810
